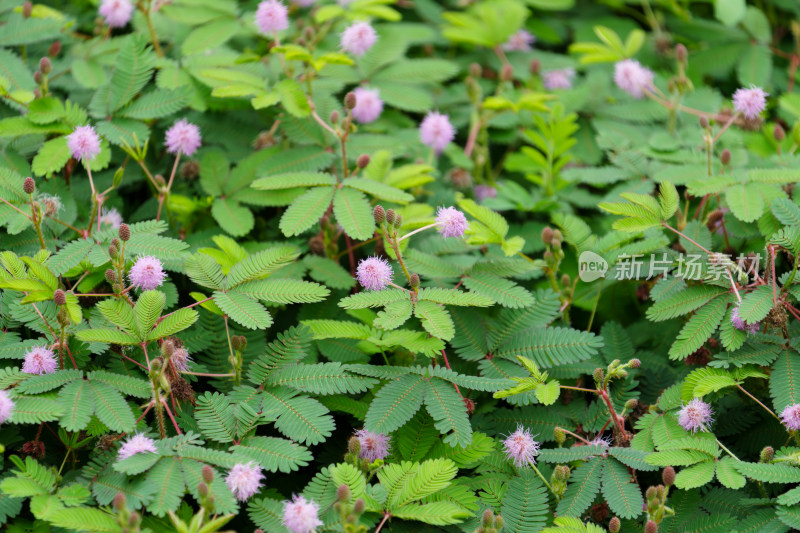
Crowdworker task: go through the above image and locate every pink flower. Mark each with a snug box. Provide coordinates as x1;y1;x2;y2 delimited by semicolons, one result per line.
165;119;202;156
118;433;158;460
356;429;390;461
678;398;713;433
341;21;377;56
614;59;655;99
67;125;101;162
255;0;289;35
170;347;191;372
225;462;264;501
731;305;759;335
0;390;14;425
474;185;497;203
351;87;383;123
419;112;455;155
503;30;535;52
282;495;324;533
503;426;540;467
99;207;123;229
99;0;134;28
543;68;576;90
781;404;800;431
22;346;58;375
733;86;768;119
356;256;392;291
435;206;469;238
128;256;167;291
589;435;612;450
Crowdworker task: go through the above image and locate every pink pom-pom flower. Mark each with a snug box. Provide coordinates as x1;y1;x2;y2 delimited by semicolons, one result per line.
356;256;393;291
503;426;540;467
118;433;158;460
503;30;535;52
128;256;167;291
165;119;202;156
170;347;191;372
0;390;14;425
341;21;377;56
351;87;383;123
22;346;58;375
356;429;390;461
419;112;455;155
99;0;134;28
614;59;655;99
99;207;123;229
732;86;768;119
543;68;576;90
435;206;469;238
781;403;800;431
678;398;713;433
255;0;289;35
225;462;264;502
474;185;497;203
282;495;324;533
731;305;759;335
67;125;102;162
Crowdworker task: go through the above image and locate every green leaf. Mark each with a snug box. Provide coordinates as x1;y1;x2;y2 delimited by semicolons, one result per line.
726;183;764;223
556;456;604;517
646;285;728;322
212;198;254;237
339;289;407;309
463;273;535;308
716;456;746;489
414;300;455;341
734;461;800;483
502;469;550;533
276;79;311;117
737;285;773;323
225;245;299;289
134;290;166;340
146;457;184;516
88;381;135;432
424;378;472;447
417;288;494;307
333;187;375;240
234;279;329;305
303;255;355;290
602;457;643;519
107;35;157;113
674;459;716;489
668;296;728;360
48;507;119;532
365;374;427;434
213;291;272;330
280;186;335;236
252;172;335;191
373;299;413;330
148;308;199;340
343;177;414;204
121;87;191;120
182;18;239;55
58;379;94;431
770;350;800;412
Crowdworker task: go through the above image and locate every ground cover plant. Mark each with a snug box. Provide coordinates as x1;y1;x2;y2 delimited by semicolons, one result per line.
4;0;800;532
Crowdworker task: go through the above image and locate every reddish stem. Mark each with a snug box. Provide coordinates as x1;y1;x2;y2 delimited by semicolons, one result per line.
162;399;182;434
374;513;391;533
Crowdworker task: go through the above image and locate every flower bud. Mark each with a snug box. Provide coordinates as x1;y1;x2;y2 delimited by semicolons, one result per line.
410;273;420;289
699;116;709;129
353;499;365;514
493;515;504;530
129;512;140;526
394;214;402;228
48;41;62;57
113;492;126;511
373;205;386;224
470;63;482;78
609;517;621;533
385;209;396;225
111;238;121;250
675;44;688;64
22;1;32;18
720;149;731;166
348;435;360;455
760;446;774;463
645;520;658;533
118;223;130;242
33;88;42;99
593;368;604;383
554;465;570;481
151;358;162;371
530;59;540;75
561;274;570;288
53;289;66;306
337;483;351;502
113;283;123;293
482;509;494;527
500;64;513;82
662;466;675;486
231;335;247;352
774;124;785;141
202;465;214;483
23;177;35;195
34;71;42;84
541;227;554;245
108;243;119;259
646;486;657;500
554;427;566;445
357;154;370;168
543;250;553;261
345;92;357;110
198;481;208;497
656;485;665;500
624;398;638;411
39;57;51;75
552;229;563;242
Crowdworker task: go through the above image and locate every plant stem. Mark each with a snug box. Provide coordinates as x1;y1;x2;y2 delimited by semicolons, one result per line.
374;513;391;533
397;223;436;243
715;437;740;461
530;463;554;493
736;384;782;422
157;151;181;221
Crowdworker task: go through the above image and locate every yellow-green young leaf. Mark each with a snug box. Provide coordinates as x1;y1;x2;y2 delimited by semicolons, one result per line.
659;181;679;220
64;291;82;324
624;29;646;57
251;91;280;110
276;79;311;118
593;26;626;56
534;380;560;405
31;136;70;177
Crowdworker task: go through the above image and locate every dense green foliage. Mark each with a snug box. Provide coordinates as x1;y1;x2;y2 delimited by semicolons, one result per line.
4;0;800;532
